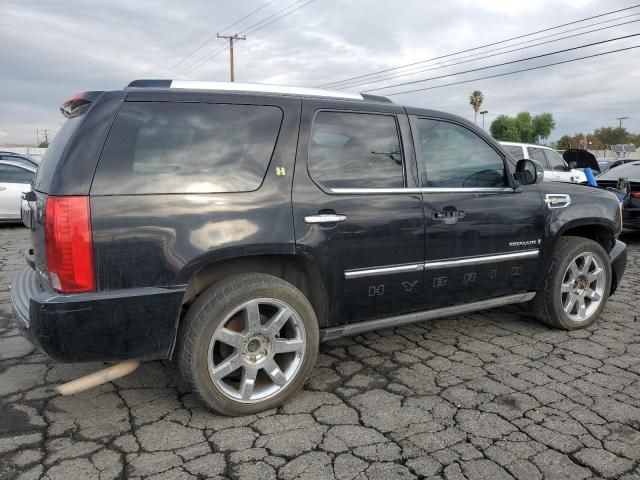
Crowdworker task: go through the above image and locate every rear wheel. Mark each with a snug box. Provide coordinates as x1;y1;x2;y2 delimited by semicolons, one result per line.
178;273;319;415
532;236;611;329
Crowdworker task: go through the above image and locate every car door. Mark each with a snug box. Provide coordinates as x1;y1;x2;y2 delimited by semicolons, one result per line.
527;147;553;181
292;101;425;325
411;116;545;309
0;163;35;219
543;148;572;182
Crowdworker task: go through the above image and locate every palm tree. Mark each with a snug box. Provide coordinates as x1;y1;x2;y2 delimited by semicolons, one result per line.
469;90;484;124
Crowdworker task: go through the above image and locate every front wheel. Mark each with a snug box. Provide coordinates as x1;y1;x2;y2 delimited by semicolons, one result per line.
532;236;611;329
178;273;319;415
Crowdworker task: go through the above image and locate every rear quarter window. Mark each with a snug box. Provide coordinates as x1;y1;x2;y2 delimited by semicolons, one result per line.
91;102;283;194
35;114;84;192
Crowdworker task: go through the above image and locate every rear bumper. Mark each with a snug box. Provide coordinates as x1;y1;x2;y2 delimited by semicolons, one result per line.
10;265;185;362
609;239;627;296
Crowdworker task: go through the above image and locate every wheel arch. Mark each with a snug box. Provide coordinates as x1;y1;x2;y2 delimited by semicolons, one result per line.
552;220;617;294
180;253;329;329
557;220;616;252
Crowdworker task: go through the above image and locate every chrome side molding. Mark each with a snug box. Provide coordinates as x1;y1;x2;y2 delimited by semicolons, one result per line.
344;250;539;278
319;292;536;341
423;250;538;270
345;263;422;279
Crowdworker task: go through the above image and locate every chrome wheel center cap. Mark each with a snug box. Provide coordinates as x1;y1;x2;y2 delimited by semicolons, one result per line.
573;275;588;296
241;333;271;365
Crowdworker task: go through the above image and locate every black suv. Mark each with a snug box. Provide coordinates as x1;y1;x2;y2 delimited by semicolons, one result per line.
12;80;626;415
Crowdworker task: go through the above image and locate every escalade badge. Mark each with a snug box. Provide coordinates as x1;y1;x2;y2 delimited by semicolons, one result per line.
509;239;541;247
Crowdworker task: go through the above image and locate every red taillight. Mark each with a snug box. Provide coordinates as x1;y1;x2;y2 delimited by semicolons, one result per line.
631;192;640;199
45;196;95;293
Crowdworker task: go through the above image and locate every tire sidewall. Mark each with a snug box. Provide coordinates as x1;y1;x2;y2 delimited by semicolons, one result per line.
547;239;611;329
181;274;319;415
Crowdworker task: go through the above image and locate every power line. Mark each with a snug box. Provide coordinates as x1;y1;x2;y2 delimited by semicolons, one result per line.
335;15;640;90
241;0;316;35
219;0;279;33
380;45;640;96
175;45;228;78
363;33;640;93
176;0;317;78
317;3;640;88
161;0;278;76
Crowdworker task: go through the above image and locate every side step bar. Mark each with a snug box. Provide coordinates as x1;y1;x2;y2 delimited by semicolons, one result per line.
319;292;536;341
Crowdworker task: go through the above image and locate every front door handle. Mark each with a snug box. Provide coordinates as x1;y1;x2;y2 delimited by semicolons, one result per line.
304;213;347;224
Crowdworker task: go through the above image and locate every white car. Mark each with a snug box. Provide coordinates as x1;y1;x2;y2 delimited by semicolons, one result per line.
0;159;36;222
500;142;587;184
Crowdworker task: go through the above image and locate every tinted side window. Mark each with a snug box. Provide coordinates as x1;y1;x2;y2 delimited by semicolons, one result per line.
0;164;34;184
503;145;524;160
35;114;84;191
417;118;506;188
308;111;404;189
544;149;567;171
527;147;548;167
92;102;283;194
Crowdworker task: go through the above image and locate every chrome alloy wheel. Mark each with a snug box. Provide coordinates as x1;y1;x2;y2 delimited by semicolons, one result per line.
207;298;306;403
560;252;606;322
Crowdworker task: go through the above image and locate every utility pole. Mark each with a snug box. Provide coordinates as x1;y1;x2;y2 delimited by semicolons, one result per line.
217;34;246;82
42;129;50;143
36;130;40;146
480;110;488;129
616;116;629;128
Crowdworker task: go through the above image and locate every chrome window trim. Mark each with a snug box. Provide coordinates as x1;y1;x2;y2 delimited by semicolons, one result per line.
423;250;538;270
320;292;537;340
421;187;513;193
344;263;422;279
344;250;539;278
330;187;421;194
329;187;513;194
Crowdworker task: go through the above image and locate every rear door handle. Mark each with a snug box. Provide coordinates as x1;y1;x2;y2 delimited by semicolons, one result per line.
304;214;347;224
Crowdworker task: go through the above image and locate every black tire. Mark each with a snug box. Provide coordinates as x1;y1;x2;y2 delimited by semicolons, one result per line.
178;273;319;416
532;236;611;330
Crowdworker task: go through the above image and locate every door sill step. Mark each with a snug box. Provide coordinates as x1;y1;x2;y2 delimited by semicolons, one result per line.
320;292;536;341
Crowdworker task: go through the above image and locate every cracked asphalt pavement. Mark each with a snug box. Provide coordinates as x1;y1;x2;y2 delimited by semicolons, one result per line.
1;225;639;480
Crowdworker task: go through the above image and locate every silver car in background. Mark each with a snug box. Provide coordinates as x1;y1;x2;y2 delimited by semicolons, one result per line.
0;159;36;222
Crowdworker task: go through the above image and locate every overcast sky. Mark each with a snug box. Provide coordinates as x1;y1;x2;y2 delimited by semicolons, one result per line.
1;0;639;145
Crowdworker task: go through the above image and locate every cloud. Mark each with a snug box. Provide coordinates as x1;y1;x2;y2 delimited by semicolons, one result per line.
0;0;637;144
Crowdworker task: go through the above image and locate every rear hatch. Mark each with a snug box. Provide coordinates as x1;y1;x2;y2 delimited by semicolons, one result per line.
24;92;105;289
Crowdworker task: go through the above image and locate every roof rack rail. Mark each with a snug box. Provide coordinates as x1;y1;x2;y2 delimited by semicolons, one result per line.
126;80;392;103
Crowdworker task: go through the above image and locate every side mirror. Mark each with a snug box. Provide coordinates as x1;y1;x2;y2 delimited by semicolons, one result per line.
568;161;577;170
515;159;544;185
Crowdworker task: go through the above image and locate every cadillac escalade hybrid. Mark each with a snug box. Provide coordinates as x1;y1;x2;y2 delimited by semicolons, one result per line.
11;80;627;415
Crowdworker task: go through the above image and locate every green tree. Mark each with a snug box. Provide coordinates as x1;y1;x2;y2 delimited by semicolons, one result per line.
556;135;572;150
594;126;629;147
532;112;556;142
469;90;484;124
489;111;556;143
515;112;534;143
490;115;519;141
38;141;49;148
